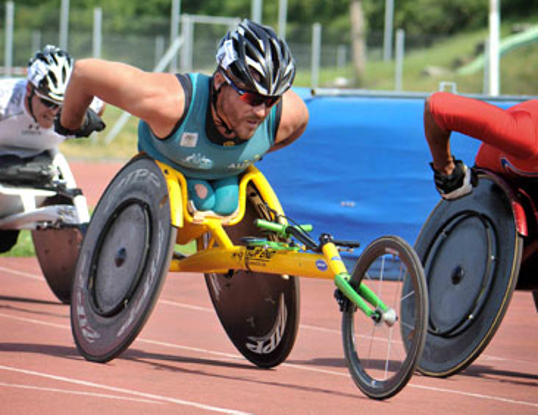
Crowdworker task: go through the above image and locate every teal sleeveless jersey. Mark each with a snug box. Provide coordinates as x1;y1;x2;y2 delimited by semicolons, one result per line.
138;73;277;180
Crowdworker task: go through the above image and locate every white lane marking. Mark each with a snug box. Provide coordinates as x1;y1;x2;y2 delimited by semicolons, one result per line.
410;383;538;408
0;290;536;369
0;266;41;281
300;324;339;334
138;338;242;360
0;312;536;409
0;381;163;404
0;365;253;415
159;299;212;312
0;313;67;329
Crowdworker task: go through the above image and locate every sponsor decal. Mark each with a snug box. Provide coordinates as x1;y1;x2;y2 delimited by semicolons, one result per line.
105;168;162;212
179;132;198;148
181;153;213;170
76;253;101;343
316;259;328;271
241;246;277;268
116;168;161;189
245;294;287;355
501;157;538;177
216;39;237;69
77;290;101;343
227;161;252;170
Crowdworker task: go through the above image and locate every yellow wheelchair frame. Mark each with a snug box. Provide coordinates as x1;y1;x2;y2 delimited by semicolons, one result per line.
162;162;353;284
155;161;428;400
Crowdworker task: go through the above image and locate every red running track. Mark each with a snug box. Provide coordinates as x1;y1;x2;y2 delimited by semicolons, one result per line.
0;161;536;414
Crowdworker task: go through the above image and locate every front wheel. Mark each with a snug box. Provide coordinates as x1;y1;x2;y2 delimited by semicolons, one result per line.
342;236;428;400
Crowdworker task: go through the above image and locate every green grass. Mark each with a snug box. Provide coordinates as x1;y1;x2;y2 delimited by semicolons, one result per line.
295;23;538;95
0;231;36;257
1;229;197;258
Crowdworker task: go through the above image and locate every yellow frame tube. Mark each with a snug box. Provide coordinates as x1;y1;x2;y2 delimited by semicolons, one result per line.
153;161;330;279
170;245;335;280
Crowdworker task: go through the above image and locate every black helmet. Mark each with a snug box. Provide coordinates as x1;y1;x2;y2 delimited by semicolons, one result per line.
27;45;73;104
216;19;296;97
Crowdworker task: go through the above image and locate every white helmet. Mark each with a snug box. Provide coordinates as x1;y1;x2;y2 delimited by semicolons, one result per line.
27;45;73;104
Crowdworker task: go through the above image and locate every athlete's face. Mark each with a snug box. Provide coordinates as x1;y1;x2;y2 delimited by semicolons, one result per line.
215;73;280;140
27;85;61;129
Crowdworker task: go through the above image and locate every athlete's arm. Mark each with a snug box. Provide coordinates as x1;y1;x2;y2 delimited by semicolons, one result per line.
60;59;185;138
425;92;538;175
424;94;455;175
269;89;309;152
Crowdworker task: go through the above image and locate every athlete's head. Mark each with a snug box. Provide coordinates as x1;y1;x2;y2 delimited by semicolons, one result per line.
216;19;296;98
25;45;73;128
27;45;73;105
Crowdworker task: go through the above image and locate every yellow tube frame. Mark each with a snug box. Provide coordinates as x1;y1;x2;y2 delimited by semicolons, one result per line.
155;162;337;279
154;160;388;318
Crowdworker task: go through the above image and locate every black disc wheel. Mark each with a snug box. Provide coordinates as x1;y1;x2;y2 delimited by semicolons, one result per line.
414;173;522;377
203;182;300;369
33;226;84;304
70;156;176;362
342;236;428;400
32;193;85;304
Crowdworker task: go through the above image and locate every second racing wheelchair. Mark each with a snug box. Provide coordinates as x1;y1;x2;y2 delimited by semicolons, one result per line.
0;148;89;303
411;168;538;377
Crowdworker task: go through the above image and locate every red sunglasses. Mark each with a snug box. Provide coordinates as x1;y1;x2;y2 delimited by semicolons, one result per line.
223;74;280;108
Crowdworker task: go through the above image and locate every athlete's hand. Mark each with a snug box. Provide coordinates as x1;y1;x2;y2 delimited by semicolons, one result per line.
54;108;106;138
430;158;477;200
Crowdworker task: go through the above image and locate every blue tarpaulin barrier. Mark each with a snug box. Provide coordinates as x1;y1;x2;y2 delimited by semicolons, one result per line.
257;89;522;266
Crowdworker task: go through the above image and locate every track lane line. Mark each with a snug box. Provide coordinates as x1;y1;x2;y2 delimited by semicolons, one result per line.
0;311;536;408
0;365;253;415
0;266;42;281
0;381;163;404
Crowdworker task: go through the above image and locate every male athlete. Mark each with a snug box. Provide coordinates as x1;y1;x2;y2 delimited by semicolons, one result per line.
425;91;538;198
55;19;309;215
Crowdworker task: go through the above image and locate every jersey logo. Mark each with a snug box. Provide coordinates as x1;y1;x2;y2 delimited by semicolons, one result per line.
227;161;252;170
180;132;198;148
500;157;538;177
181;153;213;170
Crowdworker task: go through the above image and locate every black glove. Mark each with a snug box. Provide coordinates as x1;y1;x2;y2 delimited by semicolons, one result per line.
430;158;477;200
54;108;106;138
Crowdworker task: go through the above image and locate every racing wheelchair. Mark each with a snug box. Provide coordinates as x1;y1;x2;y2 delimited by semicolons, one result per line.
0;148;89;303
412;168;538;377
70;154;429;400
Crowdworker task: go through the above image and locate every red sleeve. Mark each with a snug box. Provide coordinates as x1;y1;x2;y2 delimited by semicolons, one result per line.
429;92;538;160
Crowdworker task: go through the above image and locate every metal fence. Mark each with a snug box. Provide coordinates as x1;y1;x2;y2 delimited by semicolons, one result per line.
2;3;536;95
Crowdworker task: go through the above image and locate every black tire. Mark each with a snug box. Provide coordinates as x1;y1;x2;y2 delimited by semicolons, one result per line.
204;182;300;368
415;173;522;377
70;156;176;363
33;195;84;304
0;230;19;253
342;236;428;400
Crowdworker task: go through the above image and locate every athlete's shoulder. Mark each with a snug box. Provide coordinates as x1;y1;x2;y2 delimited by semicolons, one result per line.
0;78;26;119
508;99;538;114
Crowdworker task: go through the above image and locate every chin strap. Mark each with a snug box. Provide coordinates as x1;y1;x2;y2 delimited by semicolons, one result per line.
27;88;39;124
211;83;235;137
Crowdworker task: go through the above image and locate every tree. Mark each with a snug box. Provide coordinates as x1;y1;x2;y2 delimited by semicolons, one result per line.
350;1;366;86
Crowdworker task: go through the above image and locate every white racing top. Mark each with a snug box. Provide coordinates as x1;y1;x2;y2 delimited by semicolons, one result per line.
0;77;103;158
